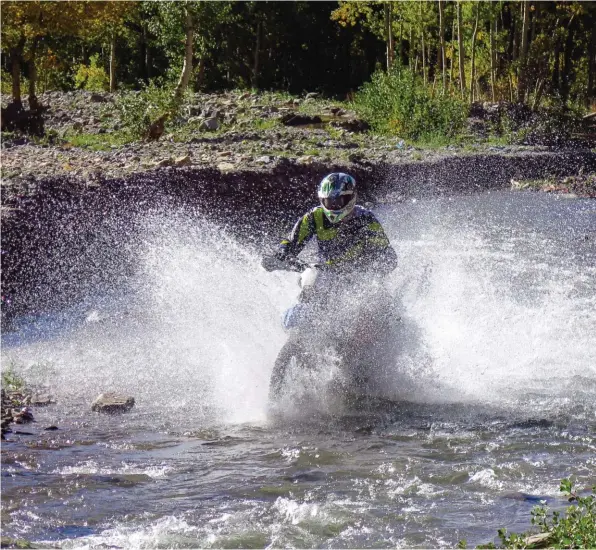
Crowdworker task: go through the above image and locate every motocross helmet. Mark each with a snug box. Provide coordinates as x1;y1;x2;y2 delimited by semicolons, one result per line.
318;172;357;223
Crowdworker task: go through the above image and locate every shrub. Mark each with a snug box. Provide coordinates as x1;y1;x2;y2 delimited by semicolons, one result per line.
462;478;596;549
352;64;468;142
74;54;109;92
1;360;27;392
115;80;182;139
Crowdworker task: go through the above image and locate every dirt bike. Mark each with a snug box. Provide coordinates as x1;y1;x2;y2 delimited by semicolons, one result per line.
262;255;400;404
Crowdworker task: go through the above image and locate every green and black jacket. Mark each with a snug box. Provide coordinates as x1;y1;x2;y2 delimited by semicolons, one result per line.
278;205;397;274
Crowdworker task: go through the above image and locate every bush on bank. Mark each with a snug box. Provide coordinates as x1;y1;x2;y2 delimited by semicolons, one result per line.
459;478;596;549
352;65;468;143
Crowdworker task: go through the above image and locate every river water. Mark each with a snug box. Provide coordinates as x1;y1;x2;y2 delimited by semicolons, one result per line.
2;190;595;548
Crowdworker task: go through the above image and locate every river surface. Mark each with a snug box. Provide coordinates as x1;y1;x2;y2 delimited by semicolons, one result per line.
2;190;595;548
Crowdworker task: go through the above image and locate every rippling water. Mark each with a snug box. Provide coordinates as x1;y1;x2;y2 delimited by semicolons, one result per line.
2;190;595;548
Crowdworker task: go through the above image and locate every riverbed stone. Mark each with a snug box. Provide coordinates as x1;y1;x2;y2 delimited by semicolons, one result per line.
174;155;192;167
199;117;219;131
91;393;135;414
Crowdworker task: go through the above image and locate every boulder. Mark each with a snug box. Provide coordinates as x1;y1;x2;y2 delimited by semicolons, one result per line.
199;117;219;131
91;393;135;414
29;394;55;406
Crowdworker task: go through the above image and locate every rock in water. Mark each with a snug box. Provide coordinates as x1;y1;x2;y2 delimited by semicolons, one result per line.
91;393;135;414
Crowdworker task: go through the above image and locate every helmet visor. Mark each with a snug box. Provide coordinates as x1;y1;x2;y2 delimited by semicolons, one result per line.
321;194;352;211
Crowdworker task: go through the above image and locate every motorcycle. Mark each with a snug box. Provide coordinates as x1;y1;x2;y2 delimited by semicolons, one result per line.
262;255;400;405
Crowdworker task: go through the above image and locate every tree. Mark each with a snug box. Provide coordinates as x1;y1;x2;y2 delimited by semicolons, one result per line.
456;0;466;98
517;0;531;102
469;1;480;103
438;0;446;92
331;1;396;72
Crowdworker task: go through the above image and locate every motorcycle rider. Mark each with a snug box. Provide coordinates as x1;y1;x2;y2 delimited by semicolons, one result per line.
262;172;397;275
262;172;398;401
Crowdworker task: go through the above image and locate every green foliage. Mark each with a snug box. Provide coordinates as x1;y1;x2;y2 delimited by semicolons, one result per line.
353;64;468;142
74;54;109;92
1;70;16;96
474;478;596;549
114;80;182;139
1;361;27;392
531;478;595;548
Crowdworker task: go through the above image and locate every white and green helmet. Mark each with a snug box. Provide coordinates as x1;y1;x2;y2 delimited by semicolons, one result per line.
317;172;357;223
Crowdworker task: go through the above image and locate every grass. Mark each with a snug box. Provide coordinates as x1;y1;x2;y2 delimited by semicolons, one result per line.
63;130;135;151
249;118;280;131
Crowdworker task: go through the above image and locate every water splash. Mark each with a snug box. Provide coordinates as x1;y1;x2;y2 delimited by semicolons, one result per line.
2;192;595;426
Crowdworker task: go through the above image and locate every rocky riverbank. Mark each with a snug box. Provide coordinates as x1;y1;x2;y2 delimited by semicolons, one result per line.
2;90;594;197
1;386;54;440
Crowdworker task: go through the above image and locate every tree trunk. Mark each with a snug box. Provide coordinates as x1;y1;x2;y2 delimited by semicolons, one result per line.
384;2;394;71
561;14;576;104
28;38;40;110
505;5;514;63
173;7;194;102
450;16;456;89
409;26;414;72
421;34;426;85
252;19;261;88
512;3;521;62
490;15;496;101
469;2;480;103
438;0;446;93
10;37;26;107
588;17;596;107
140;24;148;83
552;38;560;96
517;0;530;102
532;77;546;110
109;33;117;92
457;0;466;98
388;5;394;69
398;17;404;64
